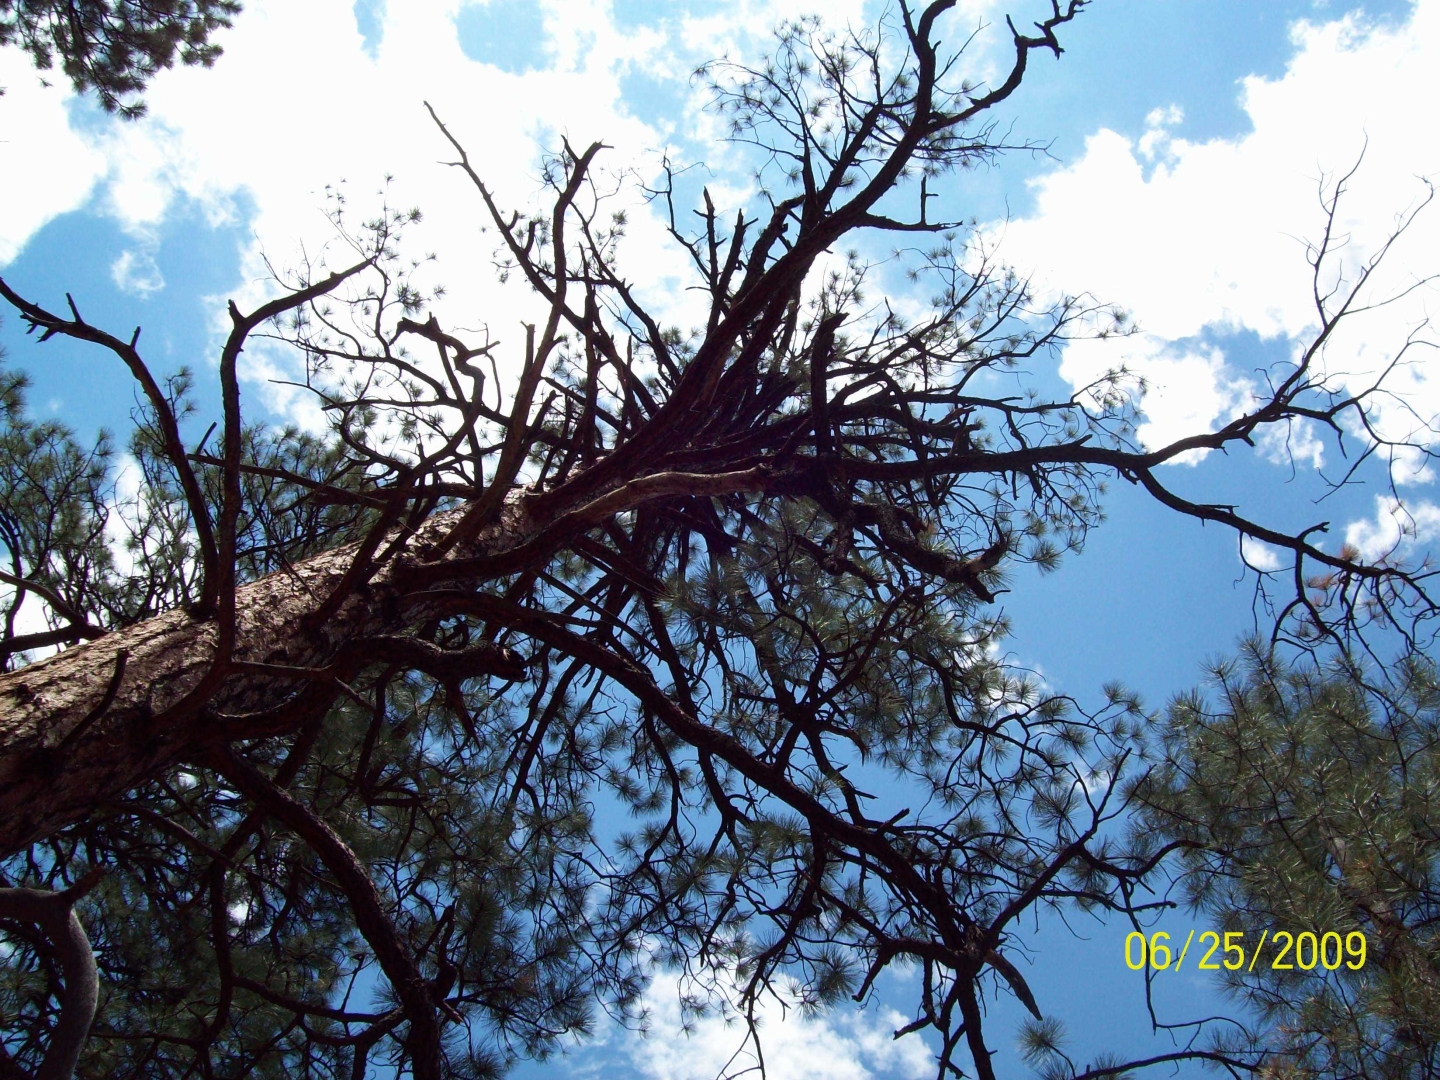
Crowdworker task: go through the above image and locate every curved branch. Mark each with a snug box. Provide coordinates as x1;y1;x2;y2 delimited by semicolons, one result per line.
202;746;444;1080
0;869;104;1080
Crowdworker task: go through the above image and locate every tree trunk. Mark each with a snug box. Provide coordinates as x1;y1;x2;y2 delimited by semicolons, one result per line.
0;500;502;858
0;464;772;858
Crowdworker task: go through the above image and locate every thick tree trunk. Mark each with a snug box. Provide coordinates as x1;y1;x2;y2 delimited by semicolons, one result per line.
0;465;770;858
0;500;516;859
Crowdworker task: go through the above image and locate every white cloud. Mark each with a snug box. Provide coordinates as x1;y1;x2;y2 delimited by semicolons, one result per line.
111;249;165;297
1388;436;1438;487
677;0;868;60
1240;535;1285;572
0;582;58;639
1344;494;1440;561
103;453;146;580
994;3;1440;468
1058;335;1254;457
1079;768;1111;796
601;970;935;1080
8;0;971;430
0;578;65;665
0;53;108;265
13;1;1430;467
1256;415;1326;470
1138;104;1183;160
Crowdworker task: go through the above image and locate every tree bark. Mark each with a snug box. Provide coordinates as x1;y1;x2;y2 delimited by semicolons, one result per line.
0;465;774;859
0;500;480;858
0;871;103;1080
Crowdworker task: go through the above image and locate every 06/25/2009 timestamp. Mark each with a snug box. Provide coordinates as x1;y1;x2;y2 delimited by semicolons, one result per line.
1125;930;1367;973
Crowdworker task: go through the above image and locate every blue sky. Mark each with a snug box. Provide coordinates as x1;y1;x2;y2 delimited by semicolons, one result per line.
2;0;1438;1077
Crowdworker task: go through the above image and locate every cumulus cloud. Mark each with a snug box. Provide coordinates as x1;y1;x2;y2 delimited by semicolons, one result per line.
1256;416;1327;471
596;970;935;1080
1058;335;1254;459
0;583;59;647
2;0;896;425
0;566;70;664
0;0;1070;444
21;0;1438;574
995;3;1440;464
1344;494;1440;561
1240;535;1285;572
1389;442;1437;486
0;52;108;265
103;452;147;581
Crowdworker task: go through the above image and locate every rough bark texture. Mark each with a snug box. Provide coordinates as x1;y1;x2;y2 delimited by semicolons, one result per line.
0;501;488;857
0;465;766;857
1;7;1431;1076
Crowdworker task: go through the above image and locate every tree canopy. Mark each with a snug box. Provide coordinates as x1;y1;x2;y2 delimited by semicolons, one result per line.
0;0;239;118
1134;646;1440;1080
0;2;1436;1078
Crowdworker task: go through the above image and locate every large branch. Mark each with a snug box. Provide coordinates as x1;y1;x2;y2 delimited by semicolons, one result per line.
0;870;103;1080
0;462;782;857
203;747;443;1080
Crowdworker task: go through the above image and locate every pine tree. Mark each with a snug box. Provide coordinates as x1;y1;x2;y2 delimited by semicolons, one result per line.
0;0;239;118
1134;645;1440;1079
0;3;1435;1077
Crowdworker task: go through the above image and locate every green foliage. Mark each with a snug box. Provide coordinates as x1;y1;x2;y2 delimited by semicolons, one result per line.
0;373;621;1075
2;4;1432;1076
0;366;117;667
1;667;621;1077
0;0;239;117
1134;643;1440;1079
